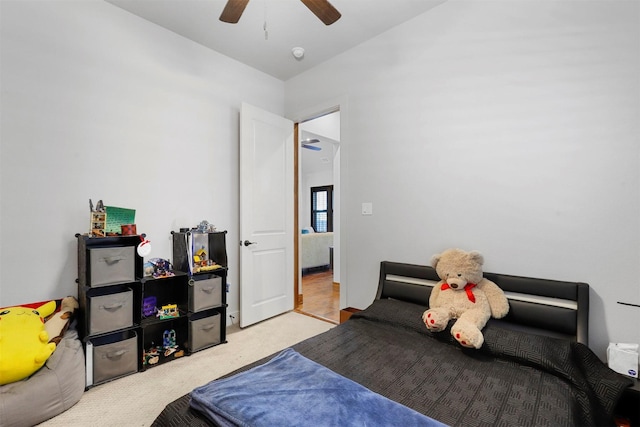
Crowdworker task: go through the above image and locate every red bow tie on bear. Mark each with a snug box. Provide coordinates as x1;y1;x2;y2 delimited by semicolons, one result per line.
441;283;477;303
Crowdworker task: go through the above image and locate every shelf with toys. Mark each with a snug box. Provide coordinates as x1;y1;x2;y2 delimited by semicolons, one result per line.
141;317;188;368
76;215;228;388
172;226;228;353
171;224;228;275
138;273;190;369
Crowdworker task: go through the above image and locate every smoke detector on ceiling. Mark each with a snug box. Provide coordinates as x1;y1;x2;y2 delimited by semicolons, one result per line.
292;47;305;60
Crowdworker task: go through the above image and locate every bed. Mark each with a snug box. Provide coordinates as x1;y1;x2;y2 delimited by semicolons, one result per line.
152;261;633;426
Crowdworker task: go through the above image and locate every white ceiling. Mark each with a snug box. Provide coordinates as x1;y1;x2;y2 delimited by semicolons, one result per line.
300;111;340;174
105;0;446;81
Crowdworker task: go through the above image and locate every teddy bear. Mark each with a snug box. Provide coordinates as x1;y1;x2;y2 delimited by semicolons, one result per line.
422;248;509;349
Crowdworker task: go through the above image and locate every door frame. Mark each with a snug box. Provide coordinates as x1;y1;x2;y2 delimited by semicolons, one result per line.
294;122;301;305
290;96;347;311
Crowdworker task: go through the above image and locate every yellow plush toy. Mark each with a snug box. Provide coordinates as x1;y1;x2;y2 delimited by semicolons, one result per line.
0;300;57;385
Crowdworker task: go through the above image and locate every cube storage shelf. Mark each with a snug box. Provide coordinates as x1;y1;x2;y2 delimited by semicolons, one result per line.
76;232;228;388
139;273;190;369
172;230;228;353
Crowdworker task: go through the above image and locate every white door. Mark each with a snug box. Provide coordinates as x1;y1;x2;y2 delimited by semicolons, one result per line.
239;102;294;328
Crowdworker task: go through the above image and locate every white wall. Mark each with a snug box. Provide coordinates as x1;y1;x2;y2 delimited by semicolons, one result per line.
0;0;285;323
285;0;640;359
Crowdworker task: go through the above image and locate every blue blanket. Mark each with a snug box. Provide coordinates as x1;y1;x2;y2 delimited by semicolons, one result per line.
190;348;447;427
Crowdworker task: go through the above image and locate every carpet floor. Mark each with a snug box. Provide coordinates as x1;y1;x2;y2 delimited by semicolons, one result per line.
38;311;335;426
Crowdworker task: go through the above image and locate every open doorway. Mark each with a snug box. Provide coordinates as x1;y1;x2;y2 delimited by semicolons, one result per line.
295;110;340;323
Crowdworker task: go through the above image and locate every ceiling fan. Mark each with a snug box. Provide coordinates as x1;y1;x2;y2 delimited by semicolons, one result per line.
301;138;322;151
220;0;341;25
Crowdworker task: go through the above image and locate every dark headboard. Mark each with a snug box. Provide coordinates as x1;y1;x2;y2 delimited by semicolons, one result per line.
376;261;589;345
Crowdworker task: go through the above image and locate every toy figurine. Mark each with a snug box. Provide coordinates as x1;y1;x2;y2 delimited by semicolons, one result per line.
143;344;160;365
193;247;221;273
197;220;216;233
142;296;157;317
158;304;179;319
163;329;178;357
163;329;176;349
89;199;107;237
148;258;175;278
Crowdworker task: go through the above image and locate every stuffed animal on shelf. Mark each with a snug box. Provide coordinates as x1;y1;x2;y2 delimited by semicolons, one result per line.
422;248;509;349
0;300;57;385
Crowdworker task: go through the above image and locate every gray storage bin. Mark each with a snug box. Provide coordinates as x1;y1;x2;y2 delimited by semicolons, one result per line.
189;312;221;352
189;276;222;312
88;287;133;335
92;335;138;384
89;246;135;287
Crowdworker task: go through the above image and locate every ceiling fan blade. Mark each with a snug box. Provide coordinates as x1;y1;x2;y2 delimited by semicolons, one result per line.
220;0;250;24
300;0;341;25
302;144;322;151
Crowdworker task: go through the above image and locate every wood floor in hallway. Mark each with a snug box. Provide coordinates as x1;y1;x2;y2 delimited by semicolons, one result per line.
296;269;339;324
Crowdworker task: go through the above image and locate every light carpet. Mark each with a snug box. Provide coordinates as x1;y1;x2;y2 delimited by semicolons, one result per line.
38;311;335;426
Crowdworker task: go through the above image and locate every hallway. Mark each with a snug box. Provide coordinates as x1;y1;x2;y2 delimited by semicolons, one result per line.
296;269;339;324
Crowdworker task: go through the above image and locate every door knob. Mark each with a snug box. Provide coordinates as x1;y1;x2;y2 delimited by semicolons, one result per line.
242;240;257;247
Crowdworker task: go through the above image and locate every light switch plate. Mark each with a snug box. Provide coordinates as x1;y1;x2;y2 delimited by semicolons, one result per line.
362;202;373;215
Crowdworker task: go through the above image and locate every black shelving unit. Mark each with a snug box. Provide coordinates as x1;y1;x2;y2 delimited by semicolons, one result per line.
76;234;191;387
172;230;228;353
76;234;143;388
139;272;189;370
